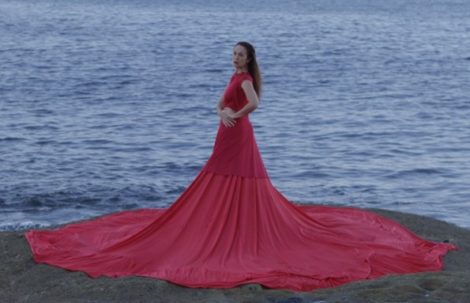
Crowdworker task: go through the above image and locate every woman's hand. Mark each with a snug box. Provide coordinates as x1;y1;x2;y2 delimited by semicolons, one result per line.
218;107;236;127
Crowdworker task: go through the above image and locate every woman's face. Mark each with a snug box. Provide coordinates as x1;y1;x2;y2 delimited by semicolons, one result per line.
232;44;249;70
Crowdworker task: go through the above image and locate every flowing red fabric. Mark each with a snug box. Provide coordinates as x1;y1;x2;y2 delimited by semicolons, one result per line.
25;72;458;292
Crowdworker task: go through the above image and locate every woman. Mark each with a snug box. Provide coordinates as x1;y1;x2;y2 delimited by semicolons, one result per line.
25;41;458;292
202;41;267;178
217;41;261;128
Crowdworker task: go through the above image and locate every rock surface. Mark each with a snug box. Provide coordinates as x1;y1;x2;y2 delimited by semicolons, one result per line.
1;206;468;303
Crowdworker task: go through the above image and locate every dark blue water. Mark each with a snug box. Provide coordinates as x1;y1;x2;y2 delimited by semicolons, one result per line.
1;0;469;230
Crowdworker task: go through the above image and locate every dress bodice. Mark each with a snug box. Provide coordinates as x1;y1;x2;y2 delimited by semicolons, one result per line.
223;71;253;112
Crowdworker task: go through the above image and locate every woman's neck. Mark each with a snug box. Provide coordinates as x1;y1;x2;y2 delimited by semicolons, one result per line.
235;67;248;74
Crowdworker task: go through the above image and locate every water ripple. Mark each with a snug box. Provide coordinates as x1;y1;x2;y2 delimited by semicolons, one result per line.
0;0;469;230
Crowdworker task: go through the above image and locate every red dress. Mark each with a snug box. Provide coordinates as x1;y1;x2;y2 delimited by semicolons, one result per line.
25;71;458;292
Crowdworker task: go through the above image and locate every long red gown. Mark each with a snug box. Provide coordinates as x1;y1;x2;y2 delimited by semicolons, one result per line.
25;71;458;292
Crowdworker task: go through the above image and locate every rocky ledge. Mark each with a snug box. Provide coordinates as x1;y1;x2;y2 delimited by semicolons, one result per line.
1;207;468;303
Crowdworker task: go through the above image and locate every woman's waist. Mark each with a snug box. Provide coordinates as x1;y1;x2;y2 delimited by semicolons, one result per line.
219;115;251;126
218;115;251;131
235;114;250;121
221;105;250;119
222;100;248;111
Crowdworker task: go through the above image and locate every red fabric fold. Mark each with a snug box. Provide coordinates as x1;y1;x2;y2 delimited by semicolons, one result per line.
25;169;458;291
24;71;458;291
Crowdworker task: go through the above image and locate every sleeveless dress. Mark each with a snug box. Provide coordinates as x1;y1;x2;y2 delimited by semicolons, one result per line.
24;71;458;292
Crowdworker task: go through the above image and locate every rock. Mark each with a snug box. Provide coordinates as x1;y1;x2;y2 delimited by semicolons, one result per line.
1;206;469;303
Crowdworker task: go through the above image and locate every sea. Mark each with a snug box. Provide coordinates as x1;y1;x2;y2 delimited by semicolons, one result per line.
1;0;469;231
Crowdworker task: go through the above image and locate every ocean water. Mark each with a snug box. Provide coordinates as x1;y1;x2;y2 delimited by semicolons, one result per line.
1;0;469;231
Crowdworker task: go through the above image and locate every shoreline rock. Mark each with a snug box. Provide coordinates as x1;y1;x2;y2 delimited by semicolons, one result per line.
1;206;469;303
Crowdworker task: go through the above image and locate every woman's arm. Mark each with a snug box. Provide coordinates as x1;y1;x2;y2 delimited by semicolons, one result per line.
231;80;259;119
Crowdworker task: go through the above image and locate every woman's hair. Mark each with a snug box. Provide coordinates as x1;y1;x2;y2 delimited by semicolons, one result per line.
235;41;262;98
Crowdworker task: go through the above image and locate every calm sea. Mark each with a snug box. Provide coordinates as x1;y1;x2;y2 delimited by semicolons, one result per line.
1;0;469;230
